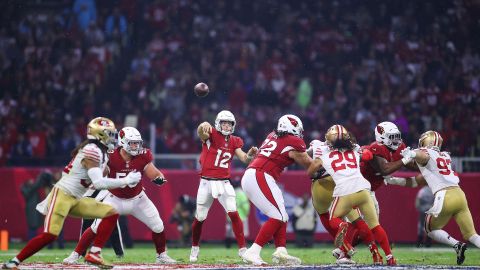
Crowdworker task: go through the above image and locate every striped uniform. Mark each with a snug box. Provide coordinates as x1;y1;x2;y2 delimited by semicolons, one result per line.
417;148;477;239
42;143;114;235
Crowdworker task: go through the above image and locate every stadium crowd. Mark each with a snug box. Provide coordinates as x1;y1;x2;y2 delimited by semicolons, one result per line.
0;0;479;166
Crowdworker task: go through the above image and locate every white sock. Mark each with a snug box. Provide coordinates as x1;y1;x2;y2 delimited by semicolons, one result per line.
468;234;480;248
275;246;287;253
90;246;101;253
12;257;20;263
428;230;458;246
250;243;262;255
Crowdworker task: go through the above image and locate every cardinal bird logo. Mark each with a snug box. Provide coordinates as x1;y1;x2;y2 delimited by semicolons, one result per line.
287;117;298;127
376;125;384;134
119;130;125;139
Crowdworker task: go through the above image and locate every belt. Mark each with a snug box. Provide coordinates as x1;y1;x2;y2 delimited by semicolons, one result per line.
201;176;230;181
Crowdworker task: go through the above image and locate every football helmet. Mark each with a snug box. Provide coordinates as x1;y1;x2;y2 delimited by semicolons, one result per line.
325;124;349;145
277;114;303;138
374;121;402;150
418;130;443;151
215;110;236;136
118;127;143;156
87;117;117;150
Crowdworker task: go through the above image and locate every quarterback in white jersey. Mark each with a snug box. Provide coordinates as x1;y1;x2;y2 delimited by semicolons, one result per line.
2;117;141;270
400;130;480;265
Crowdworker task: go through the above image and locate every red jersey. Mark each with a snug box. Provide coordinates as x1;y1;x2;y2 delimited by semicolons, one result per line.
108;147;153;199
248;132;306;180
360;141;406;191
199;129;244;179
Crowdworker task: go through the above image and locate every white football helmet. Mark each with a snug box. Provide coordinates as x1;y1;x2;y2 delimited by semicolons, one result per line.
215;110;236;136
118;127;143;156
277;114;303;138
374;121;402;150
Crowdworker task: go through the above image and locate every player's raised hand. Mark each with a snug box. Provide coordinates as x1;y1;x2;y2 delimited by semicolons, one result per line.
202;122;213;134
247;146;258;157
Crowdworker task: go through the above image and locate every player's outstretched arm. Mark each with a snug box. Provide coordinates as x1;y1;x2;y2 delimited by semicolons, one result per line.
235;146;258;164
307;158;323;177
82;158;141;189
289;150;313;169
384;174;426;188
371;156;407;176
144;162;167;186
197;122;212;142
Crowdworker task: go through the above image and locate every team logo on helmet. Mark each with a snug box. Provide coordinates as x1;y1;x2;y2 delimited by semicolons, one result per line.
376;125;384;134
287;117;298;127
119;129;125;139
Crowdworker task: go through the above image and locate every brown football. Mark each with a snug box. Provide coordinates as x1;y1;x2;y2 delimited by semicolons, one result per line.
194;82;209;97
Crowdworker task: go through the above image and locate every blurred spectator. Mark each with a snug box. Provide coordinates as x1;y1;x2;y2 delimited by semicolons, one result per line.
21;172;54;240
170;195;196;247
415;186;434;248
292;194;316;248
1;0;480;167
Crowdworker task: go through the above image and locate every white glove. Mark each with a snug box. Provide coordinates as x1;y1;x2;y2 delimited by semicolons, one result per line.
123;171;141;187
400;147;417;165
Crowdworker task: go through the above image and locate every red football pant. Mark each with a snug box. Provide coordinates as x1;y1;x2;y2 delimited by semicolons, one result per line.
254;218;284;247
92;214;119;249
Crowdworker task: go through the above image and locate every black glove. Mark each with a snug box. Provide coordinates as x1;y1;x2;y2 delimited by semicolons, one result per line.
152;176;167;186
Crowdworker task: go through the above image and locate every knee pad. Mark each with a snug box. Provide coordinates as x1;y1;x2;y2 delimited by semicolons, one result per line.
150;219;164;234
195;205;209;222
225;196;237;212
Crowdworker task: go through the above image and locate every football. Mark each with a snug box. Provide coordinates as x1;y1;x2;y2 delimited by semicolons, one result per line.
194;82;209;97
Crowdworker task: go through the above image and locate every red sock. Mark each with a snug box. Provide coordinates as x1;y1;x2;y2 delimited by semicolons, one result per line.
227;212;246;248
92;214;119;249
254;218;283;247
273;221;287;248
191;218;203;246
372;225;392;256
320;213;337;238
17;232;57;262
328;216;343;233
152;231;166;254
354;219;375;244
343;223;357;246
75;227;96;256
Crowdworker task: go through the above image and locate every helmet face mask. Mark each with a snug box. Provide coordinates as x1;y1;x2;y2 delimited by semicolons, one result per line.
418;130;443;151
276;114;304;138
375;122;402;150
215;110;236;136
118;127;143;156
87;117;117;150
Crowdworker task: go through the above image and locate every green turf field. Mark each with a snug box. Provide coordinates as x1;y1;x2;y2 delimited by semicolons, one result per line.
1;243;479;267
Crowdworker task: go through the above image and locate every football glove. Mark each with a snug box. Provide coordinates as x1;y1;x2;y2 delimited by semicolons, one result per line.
152;176;167;186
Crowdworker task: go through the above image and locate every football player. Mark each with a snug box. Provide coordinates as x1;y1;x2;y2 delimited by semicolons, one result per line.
63;127;176;265
307;125;390;265
2;117;141;269
190;110;258;262
400;131;480;265
241;114;312;266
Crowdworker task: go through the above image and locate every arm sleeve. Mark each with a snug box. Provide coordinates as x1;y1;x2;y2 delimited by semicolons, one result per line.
88;167;127;190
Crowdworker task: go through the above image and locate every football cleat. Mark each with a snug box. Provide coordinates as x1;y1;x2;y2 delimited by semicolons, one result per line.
454;242;467;265
242;249;267;266
271;248;301;265
386;254;397;266
85;251;113;269
63;251;82;264
238;247;247;258
332;248;343;259
1;260;19;270
189;246;200;263
156;252;177;264
369;244;383;265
